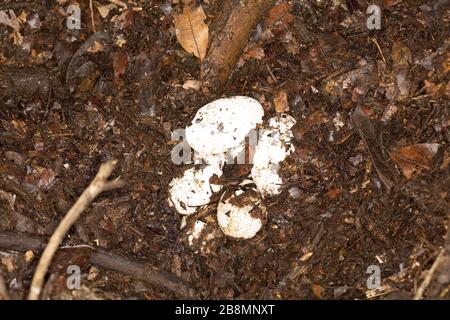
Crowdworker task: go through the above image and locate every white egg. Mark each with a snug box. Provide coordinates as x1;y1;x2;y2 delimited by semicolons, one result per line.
168;163;223;215
217;183;267;240
251;113;296;196
186;96;264;158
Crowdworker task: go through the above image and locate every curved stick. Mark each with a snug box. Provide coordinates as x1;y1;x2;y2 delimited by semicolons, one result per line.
27;160;124;300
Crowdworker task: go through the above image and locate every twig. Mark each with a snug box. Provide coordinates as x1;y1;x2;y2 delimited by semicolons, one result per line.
414;248;446;300
0;273;10;300
370;37;386;64
108;0;127;9
0;232;196;298
90;248;196;298
27;160;124;300
266;64;277;84
89;0;96;33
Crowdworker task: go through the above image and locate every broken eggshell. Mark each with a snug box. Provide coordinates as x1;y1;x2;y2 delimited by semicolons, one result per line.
217;181;267;239
186;96;264;158
168;163;223;215
251;113;296;196
185;218;223;255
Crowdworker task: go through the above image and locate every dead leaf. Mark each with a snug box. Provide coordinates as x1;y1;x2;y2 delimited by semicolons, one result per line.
87;40;104;53
265;3;293;32
97;4;117;18
36;168;56;190
182;79;202;90
17;11;28;24
244;46;265;60
395;69;412;101
312;284;324;299
237;45;265;68
0;190;16;210
424;80;446;98
391;143;440;179
173;4;208;62
300;252;313;262
11;30;23;46
112;52;128;78
0;10;20;31
11;211;44;234
326;187;342;200
0;10;23;46
274;90;289;113
391;41;412;68
292;111;328;141
115;9;134;29
1;256;15;272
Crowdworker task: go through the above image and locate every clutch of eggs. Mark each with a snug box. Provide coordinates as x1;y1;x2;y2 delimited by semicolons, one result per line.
168;97;297;245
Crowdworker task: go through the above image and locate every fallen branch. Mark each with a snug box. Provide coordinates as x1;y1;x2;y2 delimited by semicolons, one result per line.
0;231;196;299
202;0;275;90
27;160;124;300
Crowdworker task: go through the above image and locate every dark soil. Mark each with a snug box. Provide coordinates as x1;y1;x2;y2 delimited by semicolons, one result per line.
0;0;449;300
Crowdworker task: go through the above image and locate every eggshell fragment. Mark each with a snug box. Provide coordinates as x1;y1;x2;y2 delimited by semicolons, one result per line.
251;113;296;196
185;219;223;255
187;220;206;246
217;182;267;239
168;163;223;215
186;96;264;158
251;164;284;196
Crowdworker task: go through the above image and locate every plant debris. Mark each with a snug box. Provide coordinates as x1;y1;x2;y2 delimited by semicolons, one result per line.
0;0;448;300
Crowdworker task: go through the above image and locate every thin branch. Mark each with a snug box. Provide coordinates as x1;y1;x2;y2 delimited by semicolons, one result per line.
107;0;127;9
414;248;446;300
27;160;124;300
89;0;96;33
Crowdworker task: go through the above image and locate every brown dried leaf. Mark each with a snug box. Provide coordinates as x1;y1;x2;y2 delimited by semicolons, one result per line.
300;252;313;262
391;143;440;179
237;44;265;68
312;284;324;299
173;4;208;62
97;4;117;18
0;10;20;31
424;80;447;98
115;10;134;30
326;187;342;200
391;41;412;68
0;190;15;210
182;79;202;90
86;40;104;53
274;90;289;113
265;3;293;31
112;52;128;78
292;111;328;141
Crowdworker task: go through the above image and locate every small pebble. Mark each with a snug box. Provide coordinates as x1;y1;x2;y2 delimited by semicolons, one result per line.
288;187;301;199
349;154;363;166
